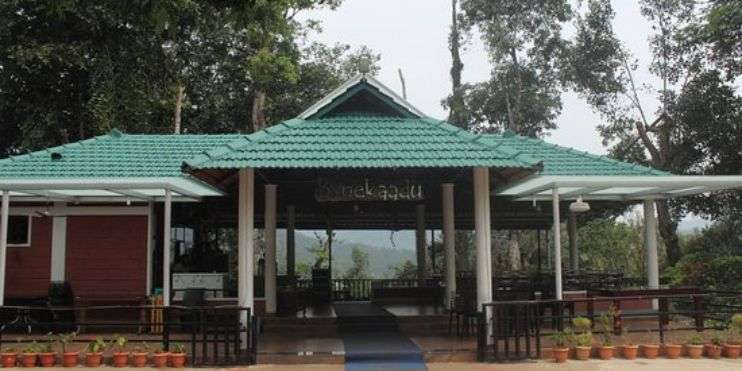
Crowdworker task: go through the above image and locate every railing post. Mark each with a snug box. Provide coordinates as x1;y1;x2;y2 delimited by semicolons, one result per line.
163;307;170;351
476;310;486;362
587;298;595;330
659;297;669;326
693;295;704;332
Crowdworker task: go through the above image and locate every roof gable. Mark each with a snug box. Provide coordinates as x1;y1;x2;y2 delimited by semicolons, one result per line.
297;74;426;120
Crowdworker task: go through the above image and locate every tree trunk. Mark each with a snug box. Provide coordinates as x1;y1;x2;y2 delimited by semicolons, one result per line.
173;82;185;134
507;231;522;271
251;90;267;133
656;199;681;266
448;0;466;128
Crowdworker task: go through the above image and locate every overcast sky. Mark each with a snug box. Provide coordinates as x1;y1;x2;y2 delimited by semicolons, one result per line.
301;0;664;155
299;1;705;246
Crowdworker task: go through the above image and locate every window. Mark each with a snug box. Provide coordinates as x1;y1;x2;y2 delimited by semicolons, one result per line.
7;215;31;247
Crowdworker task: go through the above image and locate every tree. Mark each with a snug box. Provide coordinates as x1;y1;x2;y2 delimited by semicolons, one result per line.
570;0;742;266
389;260;418;280
344;247;369;279
681;0;742;79
446;0;467;128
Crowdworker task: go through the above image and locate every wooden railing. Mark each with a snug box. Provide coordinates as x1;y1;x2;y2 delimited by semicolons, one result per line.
476;290;742;362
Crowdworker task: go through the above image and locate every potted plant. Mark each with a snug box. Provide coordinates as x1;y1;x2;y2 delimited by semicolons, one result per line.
663;328;683;359
131;343;149;367
724;313;742;358
21;342;39;368
685;334;704;359
169;344;186;368
550;330;570;363
640;330;660;359
596;309;616;360
84;338;106;367
619;326;639;360
38;334;56;367
110;335;129;367
58;332;79;367
704;332;723;359
151;344;169;368
1;347;18;368
572;316;593;360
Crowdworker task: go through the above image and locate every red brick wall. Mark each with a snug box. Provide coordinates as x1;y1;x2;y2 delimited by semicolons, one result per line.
66;216;147;299
5;217;52;298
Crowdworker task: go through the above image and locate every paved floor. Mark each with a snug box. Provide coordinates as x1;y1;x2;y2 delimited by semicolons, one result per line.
41;358;738;370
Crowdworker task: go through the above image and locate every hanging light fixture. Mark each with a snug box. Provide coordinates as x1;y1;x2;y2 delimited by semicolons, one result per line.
569;196;590;213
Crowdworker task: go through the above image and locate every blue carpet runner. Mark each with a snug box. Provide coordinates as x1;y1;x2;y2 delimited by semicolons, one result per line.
334;302;427;371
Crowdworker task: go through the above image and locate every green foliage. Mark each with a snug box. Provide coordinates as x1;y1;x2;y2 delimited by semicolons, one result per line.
597;307;618;346
573;332;594;347
550;330;569;347
668;216;742;291
575;218;646;278
343;247;370;279
22;342;39;354
171;344;185;354
573;316;592;333
390;260;418;280
111;335;127;352
86;338;106;354
686;334;704;345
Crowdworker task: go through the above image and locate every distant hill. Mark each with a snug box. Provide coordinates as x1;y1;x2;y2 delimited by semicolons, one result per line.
274;231;415;278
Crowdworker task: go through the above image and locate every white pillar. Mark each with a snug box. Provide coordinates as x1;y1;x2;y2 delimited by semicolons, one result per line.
568;211;579;272
473;167;493;309
442;183;456;309
644;200;659;290
238;168;255;340
145;201;155;295
552;187;563;300
50;215;67;282
415;204;427;281
162;189;172;306
0;191;9;306
286;205;296;279
264;184;277;314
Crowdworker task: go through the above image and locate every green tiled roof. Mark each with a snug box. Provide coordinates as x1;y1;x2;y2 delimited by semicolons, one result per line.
480;132;668;176
184;116;539;170
0;129;245;178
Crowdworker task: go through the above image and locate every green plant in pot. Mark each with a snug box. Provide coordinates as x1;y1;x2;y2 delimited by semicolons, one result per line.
619;325;639;360
85;338;106;367
110;335;129;367
550;330;570;363
703;332;723;359
131;342;149;367
58;332;78;367
724;313;742;358
38;333;57;367
1;346;18;368
597;307;617;360
571;316;593;360
685;334;704;359
640;329;660;359
21;342;39;368
169;343;187;368
151;343;169;368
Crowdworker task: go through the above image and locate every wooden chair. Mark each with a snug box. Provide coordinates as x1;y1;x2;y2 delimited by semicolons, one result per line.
448;293;477;337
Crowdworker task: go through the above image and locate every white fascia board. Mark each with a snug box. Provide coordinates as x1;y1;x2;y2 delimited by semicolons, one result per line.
0;176;223;199
296;74;427;119
501;175;742;200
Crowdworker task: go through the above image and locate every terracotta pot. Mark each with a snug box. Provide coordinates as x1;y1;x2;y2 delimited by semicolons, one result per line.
723;344;741;359
131;352;148;367
685;344;703;359
705;344;722;359
574;346;591;360
38;353;56;367
169;352;186;368
1;352;18;368
621;344;639;360
552;347;569;363
112;352;129;368
85;352;103;368
664;344;682;359
152;353;169;368
21;353;37;368
598;346;615;360
61;352;79;367
641;344;660;359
